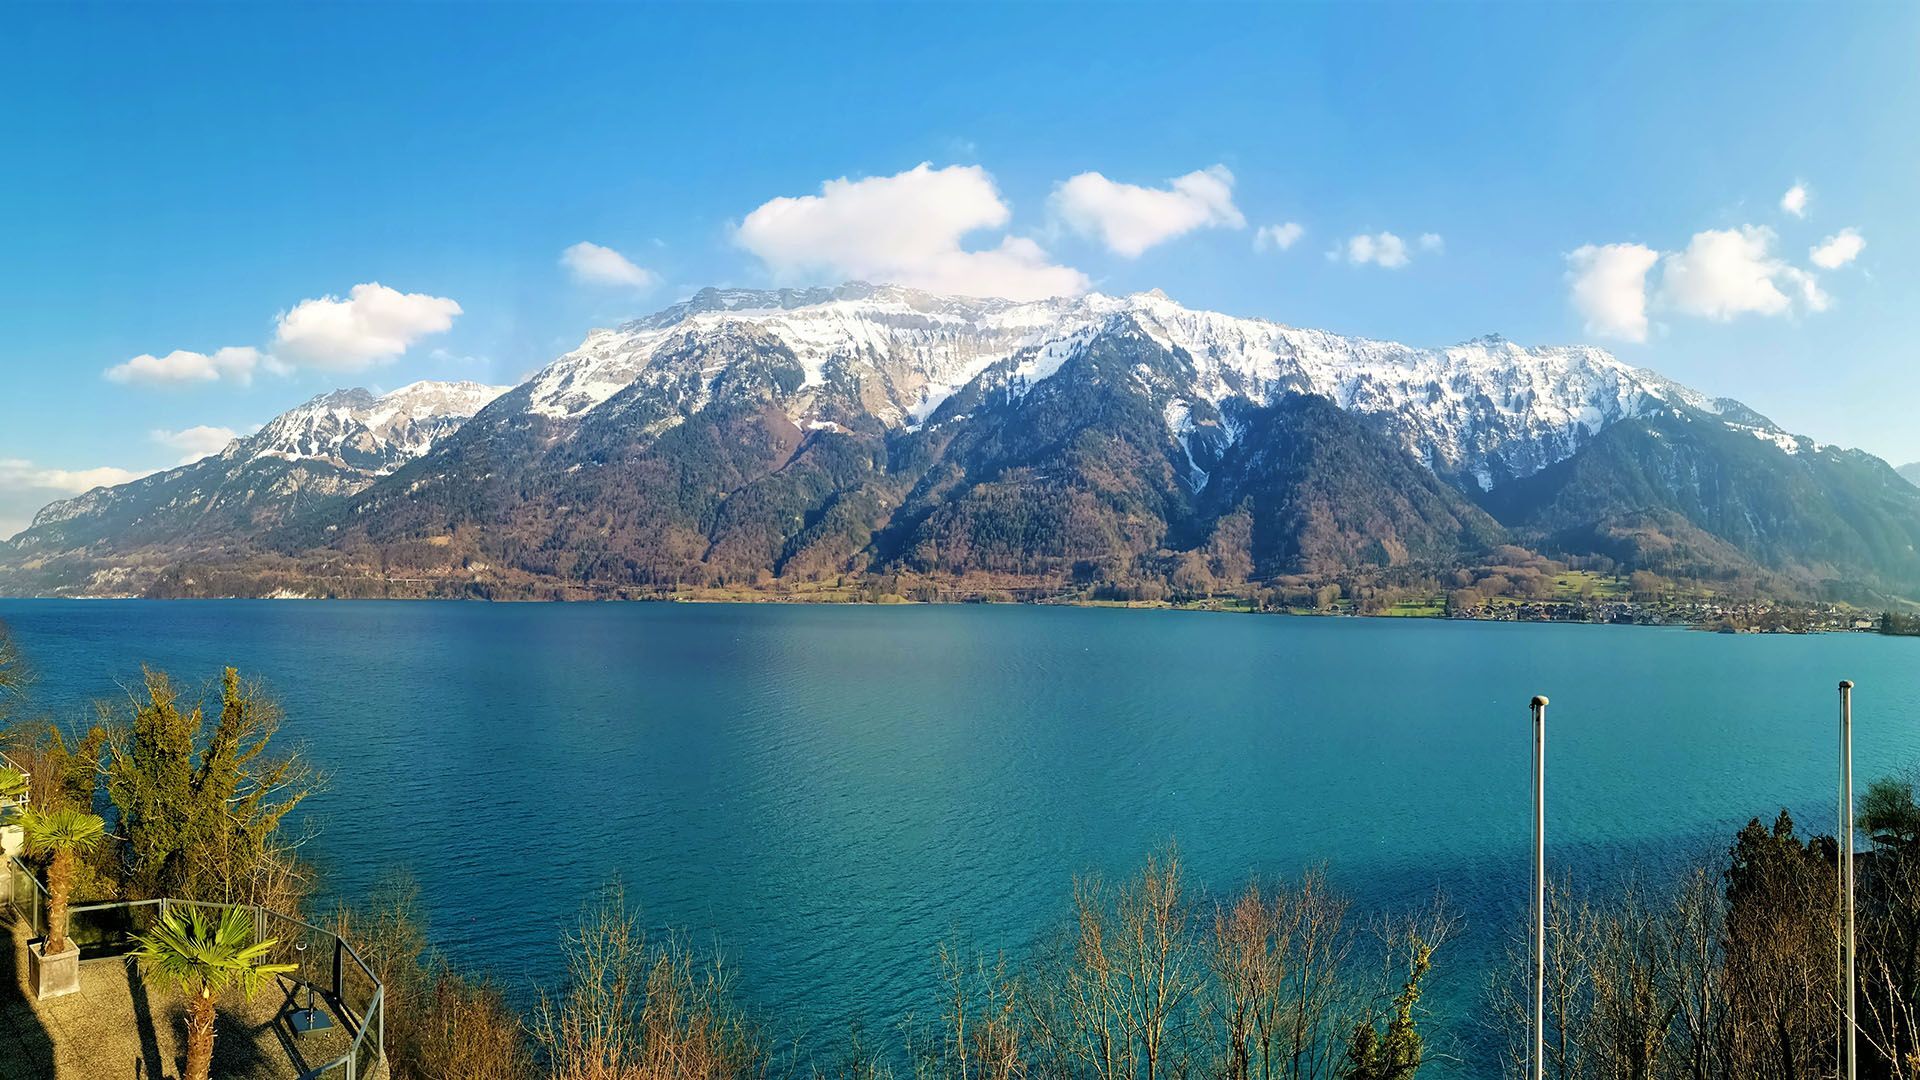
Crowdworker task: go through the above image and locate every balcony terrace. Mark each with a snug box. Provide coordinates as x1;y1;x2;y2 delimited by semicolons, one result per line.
0;868;384;1080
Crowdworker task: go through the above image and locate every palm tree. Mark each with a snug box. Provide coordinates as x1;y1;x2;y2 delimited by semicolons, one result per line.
18;806;105;956
0;765;26;808
132;905;296;1080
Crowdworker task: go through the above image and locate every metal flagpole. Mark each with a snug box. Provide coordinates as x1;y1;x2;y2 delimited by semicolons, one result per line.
1531;694;1547;1080
1839;679;1856;1080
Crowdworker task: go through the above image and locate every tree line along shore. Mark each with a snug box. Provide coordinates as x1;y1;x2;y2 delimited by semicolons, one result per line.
66;540;1913;637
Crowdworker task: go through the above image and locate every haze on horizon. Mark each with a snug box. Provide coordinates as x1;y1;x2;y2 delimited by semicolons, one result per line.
3;2;1917;536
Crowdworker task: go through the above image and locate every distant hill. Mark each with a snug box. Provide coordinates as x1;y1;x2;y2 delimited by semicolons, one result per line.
1482;407;1920;600
2;382;504;592
1899;462;1920;488
4;283;1916;604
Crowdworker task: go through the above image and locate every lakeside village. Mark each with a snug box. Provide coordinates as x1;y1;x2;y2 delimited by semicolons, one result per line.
1058;555;1920;634
1084;550;1920;634
666;563;1920;634
1217;567;1917;633
1442;592;1888;633
1152;581;1909;634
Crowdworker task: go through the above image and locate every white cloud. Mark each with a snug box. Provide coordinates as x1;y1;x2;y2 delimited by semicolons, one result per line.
104;346;270;386
0;459;147;494
1565;243;1661;342
152;425;243;465
735;163;1086;300
1777;265;1830;313
1566;193;1852;341
0;458;151;537
1254;222;1304;252
1809;227;1865;269
1336;232;1412;269
1050;165;1245;257
427;346;490;368
273;283;462;371
1419;233;1445;253
561;241;657;290
1658;226;1816;320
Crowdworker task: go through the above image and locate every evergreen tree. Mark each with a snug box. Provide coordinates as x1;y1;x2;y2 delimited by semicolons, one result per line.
1722;810;1835;1079
109;668;197;897
107;667;314;902
1858;777;1920;849
1340;938;1432;1080
1884;611;1920;636
46;724;107;813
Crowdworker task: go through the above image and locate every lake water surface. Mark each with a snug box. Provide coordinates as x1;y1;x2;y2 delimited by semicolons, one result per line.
2;600;1915;1066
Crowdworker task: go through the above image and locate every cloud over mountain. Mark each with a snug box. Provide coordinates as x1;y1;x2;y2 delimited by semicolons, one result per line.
1337;232;1411;268
1567;214;1843;341
1659;226;1822;320
1567;243;1661;342
273;283;464;371
735;163;1087;301
1254;223;1304;252
0;458;149;538
152;425;243;465
105;346;273;386
561;242;657;290
1050;165;1244;257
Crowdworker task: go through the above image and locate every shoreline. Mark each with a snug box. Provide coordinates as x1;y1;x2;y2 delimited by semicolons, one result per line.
0;587;1887;635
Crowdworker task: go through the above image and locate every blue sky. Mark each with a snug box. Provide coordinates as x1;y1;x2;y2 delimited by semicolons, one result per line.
4;2;1917;534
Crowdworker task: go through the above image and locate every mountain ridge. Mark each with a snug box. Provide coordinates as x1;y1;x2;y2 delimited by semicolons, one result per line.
7;380;507;558
5;284;1915;606
517;282;1722;493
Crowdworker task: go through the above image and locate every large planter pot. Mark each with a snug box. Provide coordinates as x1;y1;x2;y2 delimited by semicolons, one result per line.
28;940;79;1000
0;826;19;904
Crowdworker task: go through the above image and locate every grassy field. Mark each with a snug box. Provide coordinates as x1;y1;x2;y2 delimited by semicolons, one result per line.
1382;595;1446;617
1551;570;1631;599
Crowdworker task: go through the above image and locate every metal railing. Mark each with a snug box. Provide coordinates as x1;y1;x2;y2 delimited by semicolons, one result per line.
2;879;384;1079
1;853;45;940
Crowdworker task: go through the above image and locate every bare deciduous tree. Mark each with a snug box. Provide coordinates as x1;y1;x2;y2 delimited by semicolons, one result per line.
533;882;768;1080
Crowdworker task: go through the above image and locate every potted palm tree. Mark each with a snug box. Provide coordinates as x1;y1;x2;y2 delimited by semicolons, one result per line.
132;905;296;1080
19;805;105;999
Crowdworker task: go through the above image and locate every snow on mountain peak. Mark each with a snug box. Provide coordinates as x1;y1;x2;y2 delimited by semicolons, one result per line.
245;379;509;473
12;379;510;545
516;283;1728;489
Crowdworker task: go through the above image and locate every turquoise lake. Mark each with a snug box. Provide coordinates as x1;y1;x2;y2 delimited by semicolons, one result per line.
2;600;1916;1068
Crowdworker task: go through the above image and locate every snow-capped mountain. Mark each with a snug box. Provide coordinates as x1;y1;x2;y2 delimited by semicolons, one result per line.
9;380;506;553
9;284;1920;603
242;380;511;475
514;282;1723;492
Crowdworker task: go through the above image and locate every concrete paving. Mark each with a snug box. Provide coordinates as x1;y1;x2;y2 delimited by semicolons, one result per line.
0;916;368;1079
